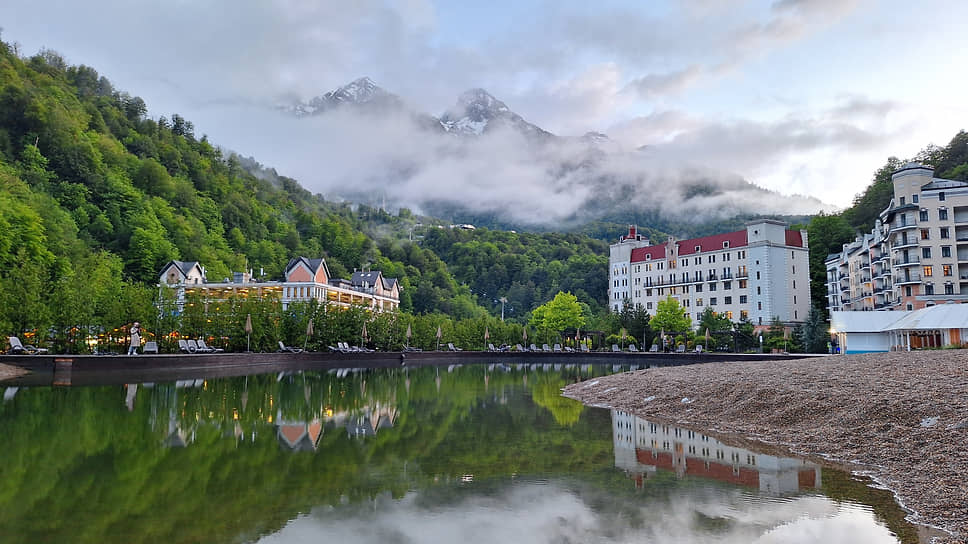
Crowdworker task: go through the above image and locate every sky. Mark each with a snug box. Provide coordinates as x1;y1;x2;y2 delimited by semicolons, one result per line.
2;0;967;218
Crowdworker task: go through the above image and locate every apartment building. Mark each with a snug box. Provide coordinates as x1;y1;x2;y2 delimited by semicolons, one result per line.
159;257;400;313
609;220;811;328
826;162;968;313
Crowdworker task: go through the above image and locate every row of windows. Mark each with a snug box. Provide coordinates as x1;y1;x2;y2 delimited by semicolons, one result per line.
635;250;748;270
901;193;947;206
922;265;954;277
918;208;949;222
918;227;951;240
922;246;954;259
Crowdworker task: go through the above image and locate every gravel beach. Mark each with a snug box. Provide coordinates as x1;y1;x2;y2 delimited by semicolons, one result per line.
0;363;27;381
562;352;968;543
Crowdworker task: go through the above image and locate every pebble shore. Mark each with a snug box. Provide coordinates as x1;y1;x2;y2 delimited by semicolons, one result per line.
562;352;968;543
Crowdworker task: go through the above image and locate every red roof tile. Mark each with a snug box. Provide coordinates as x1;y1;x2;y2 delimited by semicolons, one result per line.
785;230;803;247
630;244;666;263
676;230;748;256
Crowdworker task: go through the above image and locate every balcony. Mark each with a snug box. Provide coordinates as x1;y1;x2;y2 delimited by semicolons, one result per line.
896;273;922;285
891;239;918;249
895;257;921;267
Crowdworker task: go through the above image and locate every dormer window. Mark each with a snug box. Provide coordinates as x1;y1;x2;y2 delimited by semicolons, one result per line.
723;241;730;249
900;196;905;205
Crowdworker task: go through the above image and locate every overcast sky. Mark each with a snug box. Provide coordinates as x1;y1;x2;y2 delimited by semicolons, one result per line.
3;0;967;210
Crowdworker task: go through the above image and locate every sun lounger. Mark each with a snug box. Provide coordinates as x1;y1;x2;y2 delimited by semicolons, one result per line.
628;344;638;352
197;339;223;353
143;341;159;354
178;339;193;353
278;341;303;353
581;344;590;353
612;344;621;352
488;343;497;352
676;344;686;353
530;343;539;352
553;343;562;352
564;346;574;352
542;344;551;352
447;342;462;352
649;344;659;352
515;344;526;352
7;336;47;355
187;339;208;353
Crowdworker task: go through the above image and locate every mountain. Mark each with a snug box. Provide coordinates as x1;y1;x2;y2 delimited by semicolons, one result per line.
280;76;405;116
275;77;830;233
439;88;552;139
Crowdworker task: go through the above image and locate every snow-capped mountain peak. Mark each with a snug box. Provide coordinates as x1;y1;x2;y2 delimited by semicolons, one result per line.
440;88;549;138
281;77;402;116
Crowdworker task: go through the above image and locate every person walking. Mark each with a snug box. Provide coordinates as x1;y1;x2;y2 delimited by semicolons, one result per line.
128;322;141;355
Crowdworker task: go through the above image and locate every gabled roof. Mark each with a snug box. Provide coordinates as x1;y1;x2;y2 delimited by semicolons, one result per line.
383;277;400;291
164;260;202;277
285;256;330;279
351;270;382;287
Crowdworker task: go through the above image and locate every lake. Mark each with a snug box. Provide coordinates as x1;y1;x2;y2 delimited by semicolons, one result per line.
0;363;922;543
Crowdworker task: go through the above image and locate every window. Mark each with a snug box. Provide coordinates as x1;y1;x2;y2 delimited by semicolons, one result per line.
740;310;749;320
646;288;652;296
723;241;729;248
726;311;733;320
923;247;932;259
945;284;955;295
724;281;731;289
696;298;703;306
757;286;762;295
921;229;930;240
739;279;748;289
940;192;946;201
913;195;919;203
920;210;929;221
695;284;702;293
710;255;716;263
725;296;732;304
923;265;933;277
739;295;748;304
925;283;934;295
941;227;950;239
940;208;949;220
757;301;762;310
646;302;653;309
709;283;717;291
756;271;761;280
942;246;952;258
944;265;953;276
710;297;717;306
905;286;912;296
900;196;906;205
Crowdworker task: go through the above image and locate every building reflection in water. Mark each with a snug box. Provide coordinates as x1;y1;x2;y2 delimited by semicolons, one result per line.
612;410;820;495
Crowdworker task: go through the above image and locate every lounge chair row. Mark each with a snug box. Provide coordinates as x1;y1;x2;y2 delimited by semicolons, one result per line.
327;342;370;353
178;339;224;354
513;343;587;353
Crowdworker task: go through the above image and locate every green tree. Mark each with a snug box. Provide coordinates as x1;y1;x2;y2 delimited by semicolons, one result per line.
651;296;691;335
529;291;585;340
806;213;854;316
799;305;830;354
697;307;733;351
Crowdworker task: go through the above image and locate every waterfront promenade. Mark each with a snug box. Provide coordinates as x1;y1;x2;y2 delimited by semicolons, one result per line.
0;350;808;387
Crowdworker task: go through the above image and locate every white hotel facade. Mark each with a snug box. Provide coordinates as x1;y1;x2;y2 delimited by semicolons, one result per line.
608;221;811;328
826;162;968;312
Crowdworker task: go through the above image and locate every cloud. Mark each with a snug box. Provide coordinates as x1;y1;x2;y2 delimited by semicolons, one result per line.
256;481;898;544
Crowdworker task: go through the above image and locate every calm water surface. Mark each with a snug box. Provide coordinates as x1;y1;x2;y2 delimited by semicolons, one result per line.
0;363;921;543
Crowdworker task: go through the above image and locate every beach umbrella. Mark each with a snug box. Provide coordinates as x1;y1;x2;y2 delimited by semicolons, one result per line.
362;322;369;346
523;327;528;342
436;324;442;351
303;318;314;351
484;326;490;346
705;328;710;351
405;323;412;348
660;328;665;351
620;327;627;349
244;313;253;352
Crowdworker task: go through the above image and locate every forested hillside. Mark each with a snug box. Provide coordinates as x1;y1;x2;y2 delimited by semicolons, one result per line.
0;39;617;344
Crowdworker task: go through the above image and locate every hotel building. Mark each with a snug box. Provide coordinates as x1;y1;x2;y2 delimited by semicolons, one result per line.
826;163;968;312
609;220;811;328
159;256;400;312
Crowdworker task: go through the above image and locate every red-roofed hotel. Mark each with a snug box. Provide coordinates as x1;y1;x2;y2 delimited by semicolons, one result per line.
608;220;810;328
